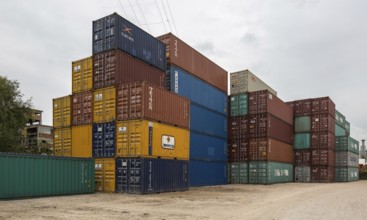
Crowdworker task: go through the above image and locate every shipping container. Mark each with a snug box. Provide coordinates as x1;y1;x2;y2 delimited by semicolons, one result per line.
248;161;293;184
311;131;335;149
230;70;277;96
189;160;227;187
335;152;359;167
335;110;347;129
93;87;116;123
344;121;351;136
93;49;166;89
94;158;115;193
230;162;248;184
93;122;116;157
72;56;93;93
294;133;311;150
72;125;92;158
116;81;190;129
294;149;311;166
248;90;293;125
311;114;335;134
116;158;188;194
167;65;227;115
335;167;359;182
115;120;189;160
53;95;71;128
72;91;93;125
229;138;249;162
249;138;294;163
54;127;71;157
335;136;359;154
157;33;227;92
93;13;166;71
0;153;94;199
311;165;334;183
294;166;311;182
248;113;293;144
293;99;312;117
190;131;227;161
311;97;335;116
311;149;335;166
230;94;248;116
294;116;311;133
229;116;248;140
335;124;346;136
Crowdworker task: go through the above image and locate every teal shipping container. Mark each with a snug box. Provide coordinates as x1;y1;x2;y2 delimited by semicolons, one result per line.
0;153;94;199
294;116;311;133
335;136;359;154
335;110;346;128
335;167;359;182
230;162;248;184
294;133;311;149
335;124;346;136
230;94;248;116
248;161;293;184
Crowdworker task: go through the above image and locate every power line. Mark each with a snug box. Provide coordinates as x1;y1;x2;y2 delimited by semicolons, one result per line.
118;0;129;19
155;0;168;33
136;0;152;33
166;0;178;35
160;0;173;32
127;0;143;29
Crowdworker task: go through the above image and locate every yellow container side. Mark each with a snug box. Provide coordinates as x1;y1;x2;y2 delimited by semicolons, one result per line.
94;158;116;193
116;120;190;160
71;125;92;158
53;127;71;157
93;87;116;123
53;95;71;128
72;56;93;93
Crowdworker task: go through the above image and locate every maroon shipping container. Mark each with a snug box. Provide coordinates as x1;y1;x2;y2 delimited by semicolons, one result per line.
286;101;295;113
311;132;335;149
157;33;228;93
312;149;335;166
228;116;249;140
293;99;312;117
228;138;249;162
248;138;293;163
311;114;335;134
248;90;293;125
248;113;293;144
311;166;335;183
311;97;335;116
116;81;190;129
294;149;311;166
72;91;93;125
93;49;166;90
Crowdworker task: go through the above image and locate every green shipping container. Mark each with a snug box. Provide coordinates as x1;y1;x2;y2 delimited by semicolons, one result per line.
248;161;293;184
230;94;248;116
335;110;346;128
335;124;346;136
335;167;359;182
0;153;94;199
335;136;359;154
294;133;311;149
294;116;311;133
230;162;248;184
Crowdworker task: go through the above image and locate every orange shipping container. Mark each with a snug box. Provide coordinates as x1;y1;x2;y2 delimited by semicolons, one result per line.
72;56;93;93
53;95;71;128
53;127;71;157
94;158;115;193
71;125;92;158
93;87;116;123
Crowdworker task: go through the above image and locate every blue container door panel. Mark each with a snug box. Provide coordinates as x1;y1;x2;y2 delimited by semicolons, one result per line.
190;132;227;161
189;160;227;187
93;122;116;157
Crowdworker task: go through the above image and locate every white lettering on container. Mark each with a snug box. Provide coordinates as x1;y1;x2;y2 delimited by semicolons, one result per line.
174;70;179;93
149;87;153;111
174;39;178;57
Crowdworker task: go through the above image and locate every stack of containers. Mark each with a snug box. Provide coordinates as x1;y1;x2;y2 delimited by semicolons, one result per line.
228;70;294;184
334;110;359;182
157;33;228;187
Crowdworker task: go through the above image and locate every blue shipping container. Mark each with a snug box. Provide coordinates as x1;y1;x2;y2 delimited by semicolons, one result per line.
190;131;227;161
93;122;116;157
93;13;166;71
167;65;227;116
189;159;227;187
116;158;188;194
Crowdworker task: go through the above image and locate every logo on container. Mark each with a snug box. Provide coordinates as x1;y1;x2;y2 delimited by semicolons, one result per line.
122;24;134;42
148;87;153;111
162;135;175;149
174;70;179;93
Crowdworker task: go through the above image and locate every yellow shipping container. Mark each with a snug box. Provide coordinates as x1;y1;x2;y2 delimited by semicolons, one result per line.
53;95;71;128
53;127;71;157
116;120;190;160
71;125;92;158
93;87;116;123
94;158;115;193
72;56;93;93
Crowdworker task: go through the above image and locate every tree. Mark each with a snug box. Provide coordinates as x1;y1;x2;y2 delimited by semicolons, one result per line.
0;76;32;152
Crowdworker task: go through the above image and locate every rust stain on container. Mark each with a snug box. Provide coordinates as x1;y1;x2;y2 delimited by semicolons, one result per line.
93;87;116;123
72;91;93;125
72;56;93;93
249;138;294;163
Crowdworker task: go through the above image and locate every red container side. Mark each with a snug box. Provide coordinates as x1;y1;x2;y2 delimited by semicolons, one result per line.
311;114;335;134
72;91;93;125
311;149;335;166
228;116;249;140
228;138;249;162
248;138;294;163
311;166;335;183
311;132;335;149
311;97;335;116
294;149;311;166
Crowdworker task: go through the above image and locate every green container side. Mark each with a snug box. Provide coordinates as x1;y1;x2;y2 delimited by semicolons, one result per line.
335;136;359;154
230;94;248;117
294;116;311;133
294;133;311;149
335;167;359;182
335;124;346;136
248;161;293;184
344;121;350;134
335;110;346;128
230;162;248;184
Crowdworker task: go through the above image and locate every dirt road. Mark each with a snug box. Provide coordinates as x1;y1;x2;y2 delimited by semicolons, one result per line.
1;181;366;220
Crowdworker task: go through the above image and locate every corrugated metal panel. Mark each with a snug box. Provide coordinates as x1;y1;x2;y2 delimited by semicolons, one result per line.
93;13;166;71
311;149;335;166
229;138;249;162
167;65;227;115
0;153;94;199
335;110;347;128
230;94;248;116
189;160;227;187
93;49;165;89
230;70;277;96
72;91;93;125
335;136;359;154
94;158;115;193
294;150;311;166
115;120;189;160
294;166;311;182
116;158;189;194
294;116;311;133
311;165;334;183
335;152;359;167
92;122;116;157
335;124;346;136
311;97;335;116
116;82;190;130
294;133;311;150
335;167;359;182
229;116;248;140
248;161;293;184
53;95;71;128
158;33;227;92
93;87;116;123
230;162;248;184
311;131;335;149
249;138;294;163
190;131;227;161
54;127;71;157
72;125;92;158
72;56;93;93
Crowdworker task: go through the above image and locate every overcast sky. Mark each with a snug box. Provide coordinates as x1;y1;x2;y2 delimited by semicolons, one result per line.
1;0;366;143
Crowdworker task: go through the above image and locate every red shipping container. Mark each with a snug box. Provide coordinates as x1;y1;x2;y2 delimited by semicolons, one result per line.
228;138;249;162
228;116;249;140
286;101;295;113
311;114;335;134
311;166;335;183
248;138;293;163
311;97;335;116
116;82;190;129
312;149;335;166
294;149;311;166
72;91;93;125
311;132;335;149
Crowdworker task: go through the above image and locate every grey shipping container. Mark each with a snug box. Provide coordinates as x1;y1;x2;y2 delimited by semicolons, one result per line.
335;151;359;167
335;136;359;154
335;167;359;182
294;166;311;182
230;162;248;184
230;70;277;96
248;161;293;184
294;116;311;133
0;153;94;199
